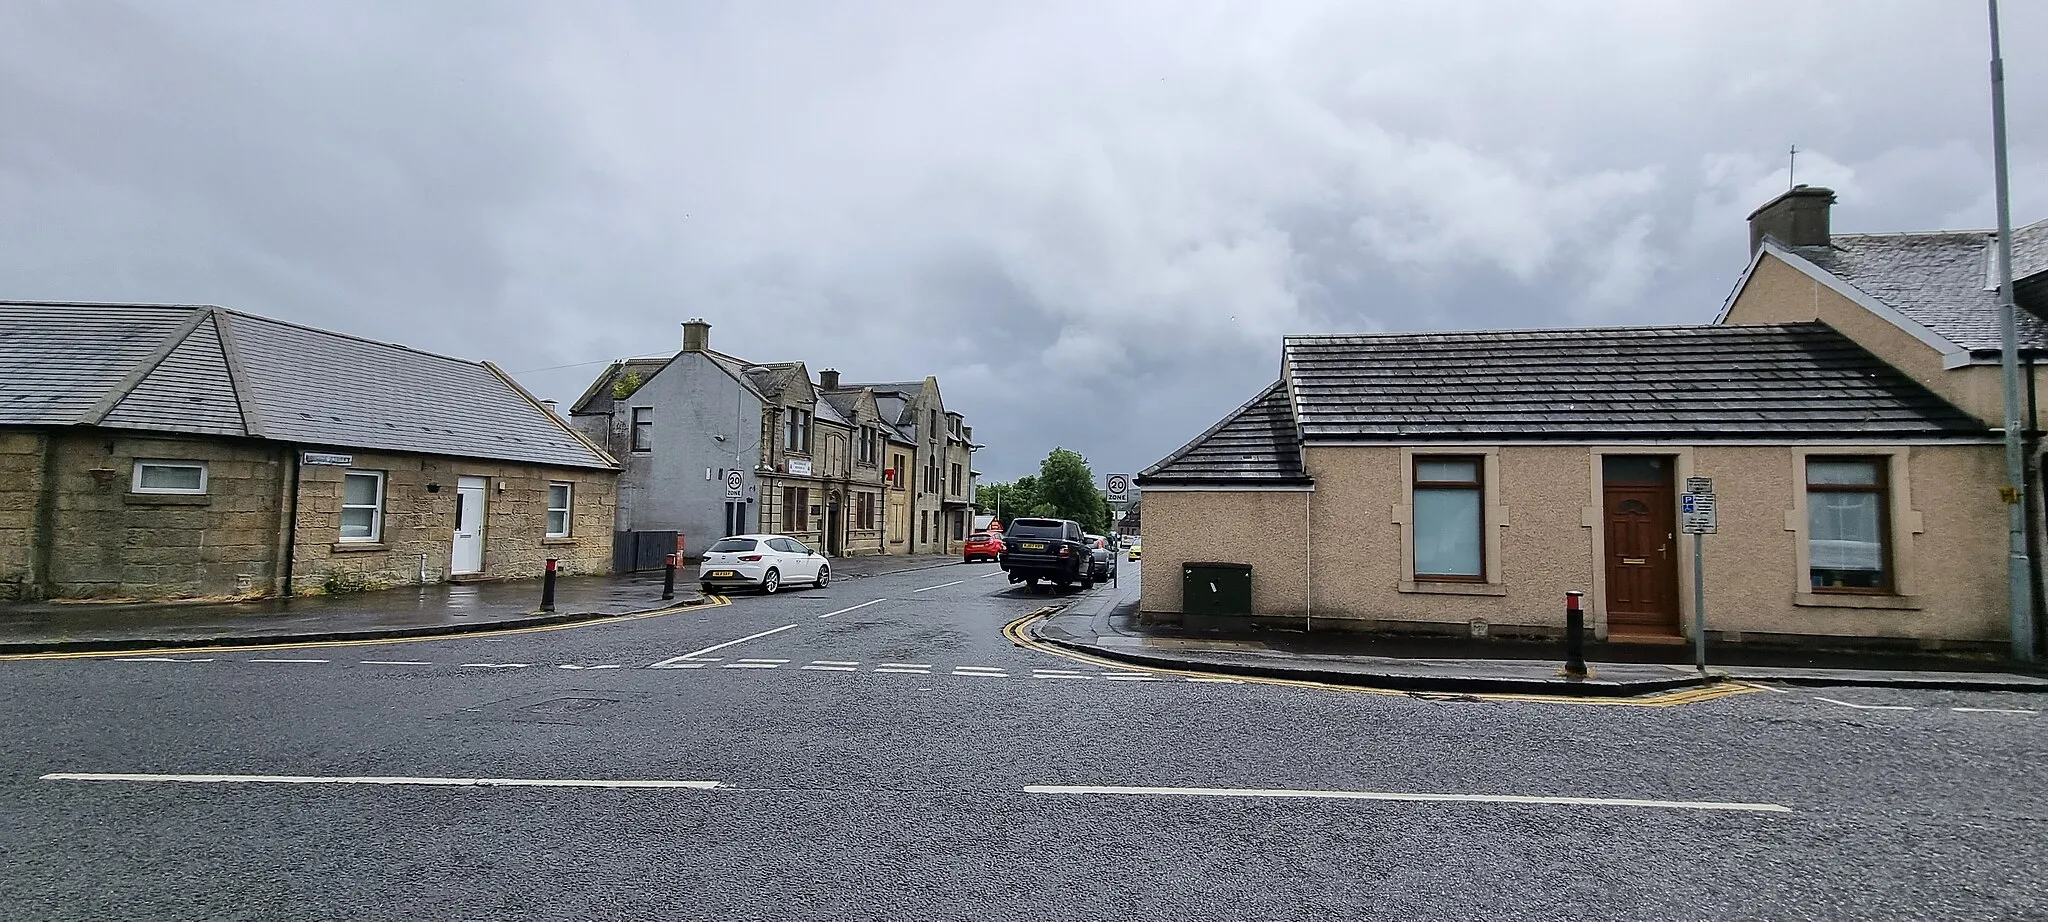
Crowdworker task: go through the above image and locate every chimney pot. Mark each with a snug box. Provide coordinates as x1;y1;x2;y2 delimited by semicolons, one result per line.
540;399;559;416
1747;185;1835;254
819;368;840;391
682;319;711;353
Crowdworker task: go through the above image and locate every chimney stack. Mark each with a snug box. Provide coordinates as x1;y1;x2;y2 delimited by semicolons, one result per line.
1747;185;1835;254
681;319;711;353
819;368;840;391
540;398;559;417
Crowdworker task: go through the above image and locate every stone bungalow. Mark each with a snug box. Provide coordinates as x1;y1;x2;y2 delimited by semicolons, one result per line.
0;301;618;602
1138;190;2047;652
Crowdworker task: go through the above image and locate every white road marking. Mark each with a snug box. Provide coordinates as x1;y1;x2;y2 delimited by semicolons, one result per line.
361;660;433;666
812;660;861;666
658;662;711;669
875;667;933;674
819;599;885;619
721;663;782;669
1952;706;2039;714
1183;677;1243;683
953;671;1008;677
1033;672;1093;680
800;665;858;672
978;571;1005;579
878;663;931;669
911;580;964;593
736;659;791;664
1745;682;1791;694
1032;669;1084;676
649;623;798;667
556;664;622;670
113;657;214;663
953;666;1007;673
459;663;530;669
1815;697;1915;711
248;658;328;664
1100;675;1160;681
1022;785;1793;813
43;772;723;790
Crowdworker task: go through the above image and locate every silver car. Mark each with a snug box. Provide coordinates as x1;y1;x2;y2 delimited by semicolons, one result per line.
1084;534;1118;581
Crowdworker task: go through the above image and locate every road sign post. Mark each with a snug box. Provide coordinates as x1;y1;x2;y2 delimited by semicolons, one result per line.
1681;478;1717;674
1105;474;1132;589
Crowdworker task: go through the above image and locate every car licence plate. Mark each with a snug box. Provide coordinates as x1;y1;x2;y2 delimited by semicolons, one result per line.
1020;542;1045;550
708;570;736;578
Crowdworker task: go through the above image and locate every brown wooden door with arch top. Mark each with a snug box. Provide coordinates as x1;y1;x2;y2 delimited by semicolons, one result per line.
1602;455;1680;637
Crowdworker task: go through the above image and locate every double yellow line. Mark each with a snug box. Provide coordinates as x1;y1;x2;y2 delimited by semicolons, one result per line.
0;594;732;662
1003;612;1762;708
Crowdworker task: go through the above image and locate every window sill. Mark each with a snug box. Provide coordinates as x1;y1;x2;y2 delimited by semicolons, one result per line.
541;537;578;546
1795;592;1922;611
124;493;211;506
331;542;389;553
1399;580;1507;597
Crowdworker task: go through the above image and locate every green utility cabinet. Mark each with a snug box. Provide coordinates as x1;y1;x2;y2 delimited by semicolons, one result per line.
1182;562;1252;630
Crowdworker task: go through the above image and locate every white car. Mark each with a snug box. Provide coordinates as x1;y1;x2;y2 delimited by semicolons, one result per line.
699;534;829;594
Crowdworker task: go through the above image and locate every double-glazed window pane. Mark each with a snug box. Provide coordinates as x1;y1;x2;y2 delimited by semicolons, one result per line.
1808;458;1888;591
340;471;383;541
547;483;572;537
1414;457;1483;579
630;408;652;452
135;461;206;493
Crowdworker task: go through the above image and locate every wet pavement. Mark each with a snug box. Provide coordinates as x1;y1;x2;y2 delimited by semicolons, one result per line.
1032;579;2048;693
0;573;702;652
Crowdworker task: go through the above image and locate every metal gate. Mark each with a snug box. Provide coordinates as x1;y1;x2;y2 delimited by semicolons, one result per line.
612;530;681;573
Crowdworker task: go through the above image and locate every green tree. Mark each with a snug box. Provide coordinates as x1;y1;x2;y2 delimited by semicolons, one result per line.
1037;448;1110;533
976;477;1045;527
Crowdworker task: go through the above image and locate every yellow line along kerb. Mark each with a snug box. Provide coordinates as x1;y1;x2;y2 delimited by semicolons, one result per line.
0;595;732;662
1003;612;1761;707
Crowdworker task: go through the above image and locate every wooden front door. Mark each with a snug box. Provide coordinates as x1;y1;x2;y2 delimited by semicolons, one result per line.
1602;456;1679;636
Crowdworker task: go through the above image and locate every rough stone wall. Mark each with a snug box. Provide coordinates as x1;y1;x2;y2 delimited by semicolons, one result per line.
37;433;286;600
0;431;48;600
290;451;616;594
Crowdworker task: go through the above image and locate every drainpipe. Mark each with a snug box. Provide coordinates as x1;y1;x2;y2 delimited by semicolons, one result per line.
280;446;301;597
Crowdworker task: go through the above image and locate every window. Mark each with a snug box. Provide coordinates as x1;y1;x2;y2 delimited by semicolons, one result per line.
630;408;653;452
950;463;962;495
546;482;573;537
919;512;928;544
784;408;812;453
952;514;964;540
891;453;908;491
1412;457;1483;580
132;460;207;494
1807;457;1891;592
340;471;385;542
781;485;810;531
858;426;878;465
928;409;937;437
857;493;875;530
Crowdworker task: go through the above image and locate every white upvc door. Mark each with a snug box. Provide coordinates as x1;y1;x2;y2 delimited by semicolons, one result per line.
452;476;487;575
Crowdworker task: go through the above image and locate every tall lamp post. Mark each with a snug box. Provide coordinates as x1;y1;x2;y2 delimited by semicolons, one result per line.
1988;0;2037;661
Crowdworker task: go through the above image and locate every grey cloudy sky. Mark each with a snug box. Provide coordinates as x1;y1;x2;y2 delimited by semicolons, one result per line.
3;1;2043;480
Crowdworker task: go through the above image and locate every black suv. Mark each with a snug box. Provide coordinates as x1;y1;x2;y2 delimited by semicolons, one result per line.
1000;517;1094;590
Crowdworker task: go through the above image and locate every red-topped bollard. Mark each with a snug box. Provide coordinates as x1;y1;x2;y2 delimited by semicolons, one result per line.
1563;591;1587;679
662;553;677;601
542;558;559;612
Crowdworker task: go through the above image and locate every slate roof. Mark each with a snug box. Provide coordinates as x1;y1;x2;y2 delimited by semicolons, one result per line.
1282;323;1988;442
1784;218;2048;354
819;390;865;425
0;301;615;469
1139;381;1308;486
568;356;670;416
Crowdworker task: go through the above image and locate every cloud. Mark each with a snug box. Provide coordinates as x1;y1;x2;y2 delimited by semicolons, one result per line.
1;0;2043;480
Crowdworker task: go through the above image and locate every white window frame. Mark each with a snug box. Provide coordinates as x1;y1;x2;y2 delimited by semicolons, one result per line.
340;470;386;543
131;459;209;495
1786;446;1924;610
546;482;573;538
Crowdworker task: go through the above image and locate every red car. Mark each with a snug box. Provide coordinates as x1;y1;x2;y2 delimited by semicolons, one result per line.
963;532;1002;563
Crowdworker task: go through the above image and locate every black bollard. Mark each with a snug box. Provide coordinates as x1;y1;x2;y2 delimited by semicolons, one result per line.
1563;590;1587;679
542;557;559;612
662;553;677;601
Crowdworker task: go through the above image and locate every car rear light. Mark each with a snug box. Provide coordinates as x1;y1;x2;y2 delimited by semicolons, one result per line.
738;554;762;561
1057;546;1070;557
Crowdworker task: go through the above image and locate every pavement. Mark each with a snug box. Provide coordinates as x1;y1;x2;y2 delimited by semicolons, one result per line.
4;559;2046;921
0;573;706;653
1031;575;2048;695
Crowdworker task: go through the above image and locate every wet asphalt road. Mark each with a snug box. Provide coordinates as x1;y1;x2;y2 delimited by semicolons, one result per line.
2;560;2044;921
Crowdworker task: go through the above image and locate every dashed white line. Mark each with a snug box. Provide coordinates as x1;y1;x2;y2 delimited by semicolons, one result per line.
736;659;791;664
911;580;964;593
649;623;798;667
978;571;1005;579
1815;697;1914;711
556;664;622;670
800;665;858;672
819;599;885;619
953;670;1009;677
459;663;530;669
1100;675;1160;682
1022;785;1793;814
812;660;861;666
113;657;214;663
1952;706;2039;714
248;658;328;664
361;660;433;666
43;772;725;790
878;663;931;669
875;667;933;674
721;663;782;669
